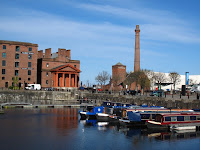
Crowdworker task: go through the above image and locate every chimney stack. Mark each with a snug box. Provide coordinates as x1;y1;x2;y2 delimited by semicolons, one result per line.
134;25;140;72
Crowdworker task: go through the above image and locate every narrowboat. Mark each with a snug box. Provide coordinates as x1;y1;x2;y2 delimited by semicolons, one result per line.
119;108;194;127
146;112;200;131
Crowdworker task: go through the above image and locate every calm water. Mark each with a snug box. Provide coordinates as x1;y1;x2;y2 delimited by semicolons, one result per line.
0;108;200;150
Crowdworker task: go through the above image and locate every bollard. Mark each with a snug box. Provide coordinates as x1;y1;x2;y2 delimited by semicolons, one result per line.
188;94;189;99
165;92;166;98
180;93;181;99
197;94;199;100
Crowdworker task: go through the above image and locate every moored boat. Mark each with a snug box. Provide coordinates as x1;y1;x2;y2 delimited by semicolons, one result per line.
146;112;200;131
79;106;104;120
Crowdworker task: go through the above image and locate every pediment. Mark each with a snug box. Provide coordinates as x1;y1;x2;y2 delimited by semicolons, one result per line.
51;64;80;73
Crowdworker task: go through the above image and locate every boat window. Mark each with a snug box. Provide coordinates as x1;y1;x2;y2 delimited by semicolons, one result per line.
165;117;171;122
177;116;184;121
171;116;177;122
184;116;190;121
141;114;150;119
155;115;162;122
197;116;200;120
190;116;196;120
152;114;156;119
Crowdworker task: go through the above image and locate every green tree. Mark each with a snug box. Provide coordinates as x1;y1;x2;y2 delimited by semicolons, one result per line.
12;76;19;90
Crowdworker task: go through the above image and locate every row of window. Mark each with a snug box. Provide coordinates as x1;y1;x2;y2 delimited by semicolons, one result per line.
2;45;32;51
164;115;200;122
1;61;31;67
2;77;31;81
2;69;32;75
2;53;32;59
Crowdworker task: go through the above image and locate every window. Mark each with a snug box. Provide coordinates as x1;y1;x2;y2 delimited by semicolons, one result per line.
28;70;31;75
28;62;31;67
165;117;171;122
28;54;32;59
3;45;6;49
2;69;5;74
46;80;48;85
46;63;49;67
190;116;196;120
15;62;19;68
171;116;177;122
2;77;5;80
46;72;48;76
15;53;19;59
5;82;8;88
15;70;19;76
19;77;21;80
29;47;32;51
2;53;6;58
16;46;19;52
197;116;200;120
74;65;76;68
177;116;184;121
184;116;190;121
28;78;31;81
2;60;6;66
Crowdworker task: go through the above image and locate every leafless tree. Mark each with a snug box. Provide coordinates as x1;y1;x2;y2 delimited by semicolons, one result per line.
95;71;110;87
169;72;181;90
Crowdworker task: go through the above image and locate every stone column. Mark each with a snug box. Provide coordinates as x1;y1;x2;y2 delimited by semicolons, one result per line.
75;74;77;87
56;73;58;87
134;25;140;72
62;73;65;87
69;73;71;87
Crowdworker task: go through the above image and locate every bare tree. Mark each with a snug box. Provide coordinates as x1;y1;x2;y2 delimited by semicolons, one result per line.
169;72;181;90
95;71;110;88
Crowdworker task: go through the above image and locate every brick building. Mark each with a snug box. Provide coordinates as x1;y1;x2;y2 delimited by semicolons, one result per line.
112;62;126;91
0;40;38;88
37;48;80;89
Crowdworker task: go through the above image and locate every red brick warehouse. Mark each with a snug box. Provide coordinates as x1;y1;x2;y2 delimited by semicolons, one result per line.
37;48;80;89
0;40;38;88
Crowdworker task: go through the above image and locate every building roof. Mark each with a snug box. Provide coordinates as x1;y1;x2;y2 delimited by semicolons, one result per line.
50;64;81;73
0;40;38;47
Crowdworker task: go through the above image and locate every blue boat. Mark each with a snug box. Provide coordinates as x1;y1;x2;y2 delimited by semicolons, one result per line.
79;106;104;120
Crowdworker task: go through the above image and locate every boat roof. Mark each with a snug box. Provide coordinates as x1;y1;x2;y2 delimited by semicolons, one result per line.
157;112;200;117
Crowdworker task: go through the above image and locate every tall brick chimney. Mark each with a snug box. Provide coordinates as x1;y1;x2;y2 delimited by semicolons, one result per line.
66;49;71;60
134;25;140;72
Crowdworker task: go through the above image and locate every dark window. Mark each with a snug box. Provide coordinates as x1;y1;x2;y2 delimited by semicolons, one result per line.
74;65;76;68
19;77;21;80
46;63;49;67
2;53;6;58
177;116;184;121
12;82;14;86
15;62;19;67
28;54;32;59
28;78;30;81
190;116;196;120
2;77;5;80
15;70;19;76
28;70;31;75
165;117;171;121
3;45;6;49
2;60;6;66
16;46;19;52
5;82;8;88
46;72;48;76
15;54;19;59
29;47;32;51
28;62;31;67
46;80;48;85
2;69;5;74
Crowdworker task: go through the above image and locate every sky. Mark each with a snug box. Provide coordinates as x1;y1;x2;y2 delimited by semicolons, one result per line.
1;0;200;85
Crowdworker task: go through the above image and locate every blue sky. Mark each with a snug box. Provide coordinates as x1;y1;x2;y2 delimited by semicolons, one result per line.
1;0;200;85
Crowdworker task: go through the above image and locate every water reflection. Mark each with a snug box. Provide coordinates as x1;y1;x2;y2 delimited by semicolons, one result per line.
1;108;200;150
